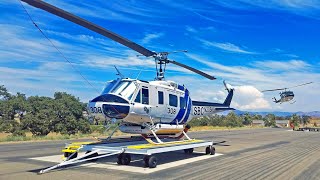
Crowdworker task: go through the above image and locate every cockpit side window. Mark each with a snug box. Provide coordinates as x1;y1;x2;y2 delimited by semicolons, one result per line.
135;90;141;103
142;88;149;105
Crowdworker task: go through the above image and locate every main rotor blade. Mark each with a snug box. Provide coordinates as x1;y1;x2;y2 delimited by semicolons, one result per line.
261;88;286;92
168;60;216;80
21;0;156;57
262;82;313;92
288;82;313;89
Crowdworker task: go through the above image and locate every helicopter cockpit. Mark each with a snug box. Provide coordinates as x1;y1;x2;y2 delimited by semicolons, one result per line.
90;79;137;119
280;91;294;98
98;79;138;101
101;79;120;95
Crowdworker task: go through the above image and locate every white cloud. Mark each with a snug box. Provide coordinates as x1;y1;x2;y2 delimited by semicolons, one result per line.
232;86;271;110
200;39;255;54
186;26;197;33
141;33;164;44
186;53;275;84
253;60;311;71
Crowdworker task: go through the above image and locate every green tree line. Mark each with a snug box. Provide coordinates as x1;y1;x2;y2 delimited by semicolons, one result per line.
188;111;311;128
0;85;90;136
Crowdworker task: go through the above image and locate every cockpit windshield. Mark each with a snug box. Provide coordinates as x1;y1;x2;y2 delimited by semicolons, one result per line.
110;80;137;100
101;79;119;95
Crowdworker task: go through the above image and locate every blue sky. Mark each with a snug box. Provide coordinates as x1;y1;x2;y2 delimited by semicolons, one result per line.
0;0;319;112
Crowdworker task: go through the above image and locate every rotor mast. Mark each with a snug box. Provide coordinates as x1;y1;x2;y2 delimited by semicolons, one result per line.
155;52;169;80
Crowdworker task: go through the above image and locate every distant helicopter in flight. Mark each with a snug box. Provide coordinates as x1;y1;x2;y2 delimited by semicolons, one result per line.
261;82;313;104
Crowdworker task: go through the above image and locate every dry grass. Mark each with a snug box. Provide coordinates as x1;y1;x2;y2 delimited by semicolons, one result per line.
0;132;8;139
0;130;131;144
189;125;265;132
0;125;266;143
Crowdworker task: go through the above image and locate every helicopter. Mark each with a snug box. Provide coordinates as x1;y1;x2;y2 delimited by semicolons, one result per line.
21;0;235;143
261;82;313;104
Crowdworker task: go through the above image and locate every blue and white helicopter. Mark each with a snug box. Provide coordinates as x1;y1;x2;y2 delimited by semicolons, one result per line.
261;82;313;104
22;0;235;143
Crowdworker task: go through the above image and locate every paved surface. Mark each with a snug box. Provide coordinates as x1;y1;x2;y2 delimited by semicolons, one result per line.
0;128;319;180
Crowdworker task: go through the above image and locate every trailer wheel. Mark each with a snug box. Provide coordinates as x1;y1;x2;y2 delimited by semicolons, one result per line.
117;154;123;165
210;146;216;155
205;145;215;155
143;156;149;167
148;156;157;168
121;154;131;165
184;148;194;154
205;146;211;155
64;152;78;159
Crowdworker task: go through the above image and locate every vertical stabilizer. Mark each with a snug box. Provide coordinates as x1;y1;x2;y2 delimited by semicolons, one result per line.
223;81;234;106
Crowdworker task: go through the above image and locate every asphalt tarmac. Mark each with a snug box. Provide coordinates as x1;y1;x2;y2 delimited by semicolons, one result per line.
0;128;319;180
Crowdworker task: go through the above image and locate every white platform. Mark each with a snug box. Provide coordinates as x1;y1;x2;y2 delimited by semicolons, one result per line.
30;152;223;174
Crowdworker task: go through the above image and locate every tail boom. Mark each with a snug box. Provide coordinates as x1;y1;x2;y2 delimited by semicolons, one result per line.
191;89;235;117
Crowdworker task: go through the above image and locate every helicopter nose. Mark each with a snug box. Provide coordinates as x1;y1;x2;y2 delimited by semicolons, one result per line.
89;94;130;119
102;103;130;119
88;102;130;120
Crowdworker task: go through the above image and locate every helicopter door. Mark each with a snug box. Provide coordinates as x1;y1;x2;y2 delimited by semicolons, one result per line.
165;93;179;123
132;87;151;117
153;90;166;122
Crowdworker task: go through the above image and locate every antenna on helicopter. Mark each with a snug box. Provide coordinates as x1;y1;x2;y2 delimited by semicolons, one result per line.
135;69;143;80
223;80;234;93
21;0;216;81
114;66;124;79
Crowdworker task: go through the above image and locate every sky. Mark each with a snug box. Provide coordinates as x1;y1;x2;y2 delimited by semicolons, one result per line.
0;0;320;112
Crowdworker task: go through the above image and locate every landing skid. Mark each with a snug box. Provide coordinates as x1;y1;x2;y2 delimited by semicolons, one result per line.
290;100;296;104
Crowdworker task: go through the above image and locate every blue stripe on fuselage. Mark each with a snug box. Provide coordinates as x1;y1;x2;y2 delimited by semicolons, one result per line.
182;95;191;123
171;89;190;125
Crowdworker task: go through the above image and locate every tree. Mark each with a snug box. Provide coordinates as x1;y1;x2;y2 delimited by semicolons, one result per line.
242;113;253;126
0;89;28;135
225;112;243;127
0;85;91;136
22;96;56;136
189;117;209;127
301;115;311;126
263;114;276;127
253;114;263;120
0;85;11;100
207;114;224;126
290;114;300;129
23;111;54;136
52;92;90;135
